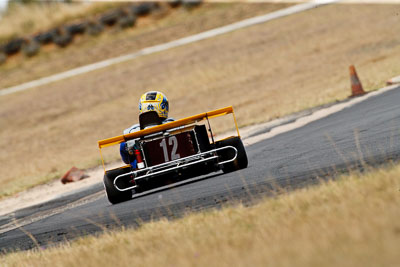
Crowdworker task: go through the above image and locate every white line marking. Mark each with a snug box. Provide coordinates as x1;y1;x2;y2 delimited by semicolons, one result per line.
1;85;398;234
0;0;339;97
243;85;400;145
0;192;104;235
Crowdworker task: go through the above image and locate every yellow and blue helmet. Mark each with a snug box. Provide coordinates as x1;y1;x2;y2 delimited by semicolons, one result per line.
139;91;169;119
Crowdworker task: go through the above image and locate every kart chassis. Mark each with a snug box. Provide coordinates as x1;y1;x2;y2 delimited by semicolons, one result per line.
98;106;244;195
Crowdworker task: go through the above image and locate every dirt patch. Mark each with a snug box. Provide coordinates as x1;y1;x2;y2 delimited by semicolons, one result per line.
0;162;120;217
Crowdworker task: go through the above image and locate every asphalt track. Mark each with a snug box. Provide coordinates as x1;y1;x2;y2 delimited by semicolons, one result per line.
1;86;400;252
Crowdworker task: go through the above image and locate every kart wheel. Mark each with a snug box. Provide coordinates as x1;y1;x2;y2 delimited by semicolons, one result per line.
216;137;248;173
103;167;133;204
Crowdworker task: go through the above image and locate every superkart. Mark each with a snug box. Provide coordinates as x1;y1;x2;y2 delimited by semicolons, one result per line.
98;106;248;204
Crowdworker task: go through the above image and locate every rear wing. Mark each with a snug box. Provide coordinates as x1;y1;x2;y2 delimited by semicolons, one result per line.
98;106;239;149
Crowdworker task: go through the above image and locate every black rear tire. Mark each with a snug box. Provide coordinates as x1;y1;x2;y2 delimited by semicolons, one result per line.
216;137;248;173
103;167;133;204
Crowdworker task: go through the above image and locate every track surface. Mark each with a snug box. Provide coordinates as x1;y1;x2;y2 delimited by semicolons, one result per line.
1;86;400;252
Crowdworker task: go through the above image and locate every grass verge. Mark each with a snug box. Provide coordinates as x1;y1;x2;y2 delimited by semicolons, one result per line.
0;2;124;42
2;164;400;267
0;3;286;89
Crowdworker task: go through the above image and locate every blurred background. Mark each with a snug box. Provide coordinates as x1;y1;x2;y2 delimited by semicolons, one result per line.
1;0;399;199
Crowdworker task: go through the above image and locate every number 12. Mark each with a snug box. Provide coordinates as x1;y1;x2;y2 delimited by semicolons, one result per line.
160;136;180;162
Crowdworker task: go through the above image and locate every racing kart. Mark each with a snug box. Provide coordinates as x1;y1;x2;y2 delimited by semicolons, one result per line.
98;106;248;204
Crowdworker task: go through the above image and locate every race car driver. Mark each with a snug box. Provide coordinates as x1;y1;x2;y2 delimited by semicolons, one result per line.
120;91;174;168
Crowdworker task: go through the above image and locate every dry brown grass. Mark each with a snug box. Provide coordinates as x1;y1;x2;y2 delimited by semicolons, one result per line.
0;3;289;197
0;3;286;88
2;163;400;267
0;2;122;42
1;3;400;198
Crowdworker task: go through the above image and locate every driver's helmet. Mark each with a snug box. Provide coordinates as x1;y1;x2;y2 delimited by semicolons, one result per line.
139;91;169;119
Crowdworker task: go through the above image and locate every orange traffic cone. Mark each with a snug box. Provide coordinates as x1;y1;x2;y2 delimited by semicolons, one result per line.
349;65;366;97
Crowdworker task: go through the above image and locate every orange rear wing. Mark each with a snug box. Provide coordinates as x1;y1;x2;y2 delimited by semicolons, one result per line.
98;106;239;149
